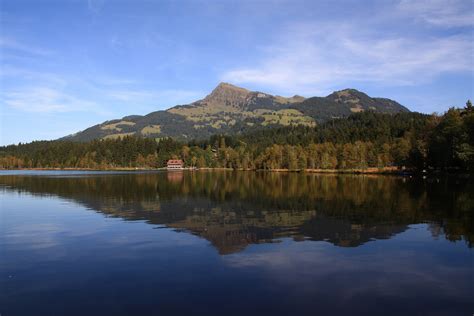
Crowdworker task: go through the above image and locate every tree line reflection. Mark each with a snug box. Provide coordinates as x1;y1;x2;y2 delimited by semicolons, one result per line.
1;171;472;253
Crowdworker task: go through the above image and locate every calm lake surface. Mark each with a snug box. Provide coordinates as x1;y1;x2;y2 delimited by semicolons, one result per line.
1;171;473;315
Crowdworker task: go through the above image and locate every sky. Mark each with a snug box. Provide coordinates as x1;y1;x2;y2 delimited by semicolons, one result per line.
0;0;473;145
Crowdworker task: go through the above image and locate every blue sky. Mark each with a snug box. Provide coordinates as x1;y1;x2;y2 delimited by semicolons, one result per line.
1;0;473;145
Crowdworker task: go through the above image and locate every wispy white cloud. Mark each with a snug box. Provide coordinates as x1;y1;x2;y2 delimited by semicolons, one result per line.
222;20;473;95
90;76;138;86
2;87;101;113
0;65;102;114
106;89;203;104
1;65;203;114
396;0;474;27
87;0;106;14
108;35;124;49
0;37;54;56
106;90;155;102
223;237;473;300
0;65;67;85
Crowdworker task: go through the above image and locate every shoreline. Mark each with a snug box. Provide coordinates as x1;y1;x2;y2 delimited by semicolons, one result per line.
0;168;470;178
0;167;470;177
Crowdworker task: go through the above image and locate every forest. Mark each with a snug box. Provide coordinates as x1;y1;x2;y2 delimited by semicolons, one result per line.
1;101;473;173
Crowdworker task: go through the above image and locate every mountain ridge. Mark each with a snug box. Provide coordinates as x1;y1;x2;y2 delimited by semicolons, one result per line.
63;83;409;141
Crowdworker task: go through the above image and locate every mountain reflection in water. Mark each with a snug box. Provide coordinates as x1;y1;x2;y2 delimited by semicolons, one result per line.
1;171;472;254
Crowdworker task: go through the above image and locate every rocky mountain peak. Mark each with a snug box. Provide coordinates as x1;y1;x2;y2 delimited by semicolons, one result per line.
326;89;370;104
202;82;252;107
288;95;306;103
329;88;362;97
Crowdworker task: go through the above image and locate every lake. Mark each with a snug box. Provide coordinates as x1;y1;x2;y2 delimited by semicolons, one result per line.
1;171;473;315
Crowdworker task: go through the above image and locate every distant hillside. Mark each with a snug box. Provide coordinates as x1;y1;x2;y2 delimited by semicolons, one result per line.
63;83;409;141
290;89;409;123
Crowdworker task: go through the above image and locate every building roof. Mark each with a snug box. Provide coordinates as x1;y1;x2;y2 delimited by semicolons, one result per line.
167;159;183;164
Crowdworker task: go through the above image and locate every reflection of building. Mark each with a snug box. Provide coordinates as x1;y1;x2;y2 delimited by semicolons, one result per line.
167;159;184;170
167;171;184;183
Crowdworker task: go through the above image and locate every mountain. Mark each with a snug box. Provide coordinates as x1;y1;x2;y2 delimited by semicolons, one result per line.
63;83;409;141
289;89;409;123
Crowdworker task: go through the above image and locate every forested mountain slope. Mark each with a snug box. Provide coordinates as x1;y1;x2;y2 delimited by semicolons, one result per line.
63;83;409;141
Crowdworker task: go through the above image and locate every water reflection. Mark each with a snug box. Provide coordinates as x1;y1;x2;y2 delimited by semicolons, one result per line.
0;171;472;254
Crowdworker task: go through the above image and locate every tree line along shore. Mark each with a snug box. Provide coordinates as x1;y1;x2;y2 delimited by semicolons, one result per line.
1;103;473;174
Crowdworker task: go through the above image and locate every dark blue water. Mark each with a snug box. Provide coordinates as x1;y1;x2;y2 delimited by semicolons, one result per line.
1;171;473;315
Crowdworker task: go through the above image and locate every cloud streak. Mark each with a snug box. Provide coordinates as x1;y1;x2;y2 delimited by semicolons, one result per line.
105;89;203;104
87;0;106;14
2;87;100;113
396;0;474;27
222;20;473;95
0;37;54;56
1;65;203;114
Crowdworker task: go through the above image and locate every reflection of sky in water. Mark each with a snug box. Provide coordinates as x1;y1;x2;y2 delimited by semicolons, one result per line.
1;177;473;316
224;231;472;301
